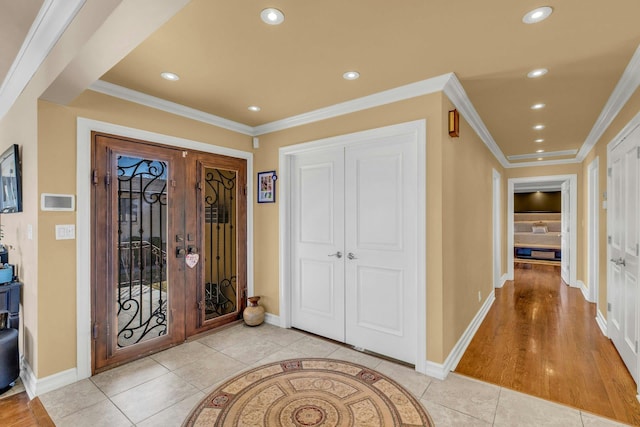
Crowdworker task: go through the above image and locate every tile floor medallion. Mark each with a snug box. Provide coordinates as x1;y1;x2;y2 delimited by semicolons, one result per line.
182;358;434;426
36;323;631;426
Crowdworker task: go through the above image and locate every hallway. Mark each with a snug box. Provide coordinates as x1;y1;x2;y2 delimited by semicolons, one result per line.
456;263;640;425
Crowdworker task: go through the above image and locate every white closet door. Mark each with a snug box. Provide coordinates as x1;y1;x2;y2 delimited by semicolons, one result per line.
291;147;345;341
344;136;418;364
609;129;640;383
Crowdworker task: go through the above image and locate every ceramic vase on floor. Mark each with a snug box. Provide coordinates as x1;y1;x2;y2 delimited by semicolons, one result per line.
243;296;265;326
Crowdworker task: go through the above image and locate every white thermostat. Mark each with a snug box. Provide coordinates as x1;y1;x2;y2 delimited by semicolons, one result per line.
41;193;75;211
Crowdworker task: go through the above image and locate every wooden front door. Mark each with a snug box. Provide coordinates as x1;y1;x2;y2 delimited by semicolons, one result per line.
92;133;246;373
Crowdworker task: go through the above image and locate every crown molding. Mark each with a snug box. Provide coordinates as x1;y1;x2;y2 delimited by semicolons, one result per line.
505;157;581;169
252;74;452;135
89;80;254;136
442;74;510;168
577;44;640;161
0;0;87;120
507;149;578;161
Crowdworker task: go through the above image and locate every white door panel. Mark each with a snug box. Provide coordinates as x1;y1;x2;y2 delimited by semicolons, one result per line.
345;137;417;364
291;148;345;342
608;126;640;384
355;266;404;336
354;153;403;250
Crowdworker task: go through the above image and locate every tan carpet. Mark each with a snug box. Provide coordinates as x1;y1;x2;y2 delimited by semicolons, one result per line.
183;358;433;426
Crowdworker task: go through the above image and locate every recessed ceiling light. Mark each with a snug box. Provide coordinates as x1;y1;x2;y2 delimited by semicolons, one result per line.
343;71;360;80
522;6;553;24
533;124;545;130
248;105;261;112
260;8;284;25
531;103;546;110
527;68;548;78
160;72;179;81
536;149;545;153
535;138;544;143
537;157;544;161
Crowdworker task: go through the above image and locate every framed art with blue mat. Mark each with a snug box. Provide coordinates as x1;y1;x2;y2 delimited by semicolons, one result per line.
257;170;276;203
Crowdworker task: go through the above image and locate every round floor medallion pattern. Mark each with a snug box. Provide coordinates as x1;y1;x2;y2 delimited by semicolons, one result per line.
183;358;434;426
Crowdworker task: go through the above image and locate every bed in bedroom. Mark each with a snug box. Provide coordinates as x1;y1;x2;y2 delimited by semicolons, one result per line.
514;212;561;262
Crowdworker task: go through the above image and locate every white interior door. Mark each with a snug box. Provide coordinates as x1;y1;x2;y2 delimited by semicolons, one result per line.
608;130;640;383
291;147;345;342
344;137;418;364
560;181;571;284
290;132;418;364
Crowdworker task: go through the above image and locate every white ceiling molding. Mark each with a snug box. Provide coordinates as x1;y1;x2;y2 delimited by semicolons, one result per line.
442;74;510;168
507;158;581;169
576;44;640;161
507;149;578;161
252;74;451;135
89;80;254;136
514;183;563;193
0;0;87;120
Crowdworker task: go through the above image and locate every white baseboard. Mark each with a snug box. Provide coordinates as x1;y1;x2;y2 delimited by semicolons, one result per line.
499;273;508;288
596;309;608;337
578;280;593;303
424;290;496;380
20;357;78;398
263;312;282;327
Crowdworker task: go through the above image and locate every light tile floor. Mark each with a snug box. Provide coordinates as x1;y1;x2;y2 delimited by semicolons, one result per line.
39;323;629;426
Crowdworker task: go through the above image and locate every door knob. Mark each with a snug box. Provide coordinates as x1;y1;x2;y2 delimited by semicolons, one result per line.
328;251;343;259
176;247;186;257
347;252;358;260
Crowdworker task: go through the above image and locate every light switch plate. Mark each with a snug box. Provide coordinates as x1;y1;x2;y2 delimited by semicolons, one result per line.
55;224;75;240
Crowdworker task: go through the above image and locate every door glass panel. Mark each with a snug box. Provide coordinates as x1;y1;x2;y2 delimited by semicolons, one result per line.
204;167;237;321
117;156;168;348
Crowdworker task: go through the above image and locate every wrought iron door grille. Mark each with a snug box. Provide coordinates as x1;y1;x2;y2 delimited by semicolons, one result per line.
116;156;168;347
204;168;237;320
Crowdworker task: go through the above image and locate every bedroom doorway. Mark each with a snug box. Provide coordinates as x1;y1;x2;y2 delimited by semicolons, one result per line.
507;175;577;286
91;132;247;372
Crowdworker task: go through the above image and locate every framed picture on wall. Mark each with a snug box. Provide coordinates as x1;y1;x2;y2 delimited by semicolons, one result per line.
257;170;277;203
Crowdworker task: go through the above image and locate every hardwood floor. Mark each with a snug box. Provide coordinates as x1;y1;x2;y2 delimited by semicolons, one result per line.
0;392;54;427
456;263;640;425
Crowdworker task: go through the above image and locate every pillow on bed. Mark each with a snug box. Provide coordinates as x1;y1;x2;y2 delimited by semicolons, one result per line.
532;225;548;234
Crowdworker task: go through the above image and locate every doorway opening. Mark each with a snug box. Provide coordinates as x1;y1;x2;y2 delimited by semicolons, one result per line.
507;175;577;287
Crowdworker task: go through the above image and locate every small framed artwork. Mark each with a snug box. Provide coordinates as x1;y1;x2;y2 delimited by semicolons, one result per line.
257;170;277;203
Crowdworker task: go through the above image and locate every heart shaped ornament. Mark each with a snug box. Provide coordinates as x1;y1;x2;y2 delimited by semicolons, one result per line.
185;253;199;268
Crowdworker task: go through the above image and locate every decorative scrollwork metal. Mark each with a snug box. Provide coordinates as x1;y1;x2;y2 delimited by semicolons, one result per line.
204;168;237;320
116;156;168;347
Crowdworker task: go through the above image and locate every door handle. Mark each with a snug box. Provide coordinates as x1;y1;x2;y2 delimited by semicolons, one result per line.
347;252;358;260
328;251;342;259
188;246;198;254
176;247;186;257
619;258;626;267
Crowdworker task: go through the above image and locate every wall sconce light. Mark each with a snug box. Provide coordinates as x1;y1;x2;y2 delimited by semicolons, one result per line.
448;109;459;138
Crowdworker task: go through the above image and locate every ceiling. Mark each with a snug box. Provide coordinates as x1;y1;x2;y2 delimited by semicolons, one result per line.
0;0;43;87
3;0;640;166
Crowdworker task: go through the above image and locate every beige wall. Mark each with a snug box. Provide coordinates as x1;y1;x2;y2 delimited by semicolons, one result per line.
440;96;506;357
582;87;640;319
0;88;40;374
